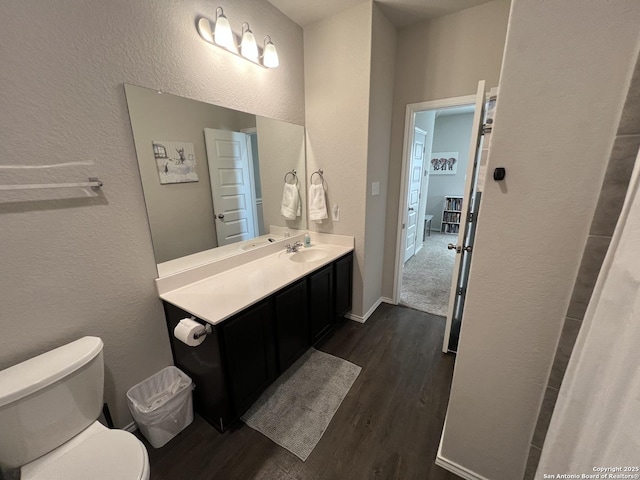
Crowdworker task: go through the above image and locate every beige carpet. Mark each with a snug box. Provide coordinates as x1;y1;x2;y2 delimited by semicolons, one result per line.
241;348;361;461
400;232;456;316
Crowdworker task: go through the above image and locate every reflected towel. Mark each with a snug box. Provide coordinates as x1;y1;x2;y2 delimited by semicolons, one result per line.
281;183;301;220
308;183;328;223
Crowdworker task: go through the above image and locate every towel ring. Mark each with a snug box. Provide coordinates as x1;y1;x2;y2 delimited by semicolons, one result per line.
310;169;324;186
284;170;298;185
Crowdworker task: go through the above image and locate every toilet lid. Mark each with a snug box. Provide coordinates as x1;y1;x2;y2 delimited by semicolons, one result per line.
27;430;149;480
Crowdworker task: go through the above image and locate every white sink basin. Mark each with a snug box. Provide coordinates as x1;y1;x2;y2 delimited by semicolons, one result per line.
287;247;329;263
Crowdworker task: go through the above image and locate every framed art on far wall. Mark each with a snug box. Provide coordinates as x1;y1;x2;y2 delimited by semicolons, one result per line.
430;152;458;175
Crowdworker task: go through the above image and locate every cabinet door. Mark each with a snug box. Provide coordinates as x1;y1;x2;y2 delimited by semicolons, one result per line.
221;301;276;415
309;264;334;345
275;280;309;372
164;302;234;431
335;253;353;318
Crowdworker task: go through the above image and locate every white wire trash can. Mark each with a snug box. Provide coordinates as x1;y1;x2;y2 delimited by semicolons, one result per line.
126;366;194;448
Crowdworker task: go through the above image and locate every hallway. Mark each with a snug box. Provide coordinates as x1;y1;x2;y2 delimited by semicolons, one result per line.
401;233;456;317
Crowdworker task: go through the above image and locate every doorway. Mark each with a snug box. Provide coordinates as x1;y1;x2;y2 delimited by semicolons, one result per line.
400;106;475;316
393;83;488;352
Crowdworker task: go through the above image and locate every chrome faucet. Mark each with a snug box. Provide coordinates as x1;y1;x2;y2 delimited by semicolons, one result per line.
285;241;304;253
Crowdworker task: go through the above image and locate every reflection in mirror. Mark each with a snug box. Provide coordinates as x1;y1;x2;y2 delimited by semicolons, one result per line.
124;84;306;277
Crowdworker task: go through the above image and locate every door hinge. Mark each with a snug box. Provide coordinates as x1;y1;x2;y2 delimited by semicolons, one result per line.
482;123;490;135
468;212;475;223
402;223;405;229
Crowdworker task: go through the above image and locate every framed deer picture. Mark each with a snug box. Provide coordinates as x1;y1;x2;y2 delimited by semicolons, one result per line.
152;140;198;184
429;152;458;175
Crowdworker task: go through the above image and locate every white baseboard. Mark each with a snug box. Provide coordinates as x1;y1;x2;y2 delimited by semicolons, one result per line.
381;296;395;305
344;312;366;323
435;454;491;480
345;297;394;323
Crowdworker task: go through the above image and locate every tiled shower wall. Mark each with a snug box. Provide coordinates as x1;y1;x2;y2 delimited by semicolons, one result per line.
524;54;640;479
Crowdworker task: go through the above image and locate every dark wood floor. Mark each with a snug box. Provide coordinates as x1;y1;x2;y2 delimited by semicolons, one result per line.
139;303;462;480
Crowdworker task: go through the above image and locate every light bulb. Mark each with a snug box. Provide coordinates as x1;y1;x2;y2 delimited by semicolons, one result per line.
240;23;259;62
214;7;235;52
262;35;279;68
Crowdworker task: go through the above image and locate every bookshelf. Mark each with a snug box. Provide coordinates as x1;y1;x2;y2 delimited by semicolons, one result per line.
442;195;463;234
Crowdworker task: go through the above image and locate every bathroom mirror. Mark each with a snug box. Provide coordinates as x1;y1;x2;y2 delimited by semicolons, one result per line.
125;84;307;277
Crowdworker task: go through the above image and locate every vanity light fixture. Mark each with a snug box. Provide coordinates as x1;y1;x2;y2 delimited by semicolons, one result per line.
262;35;279;68
196;7;279;68
213;7;235;52
240;23;259;62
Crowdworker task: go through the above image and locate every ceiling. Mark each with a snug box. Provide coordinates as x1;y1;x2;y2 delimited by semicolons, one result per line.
267;0;495;28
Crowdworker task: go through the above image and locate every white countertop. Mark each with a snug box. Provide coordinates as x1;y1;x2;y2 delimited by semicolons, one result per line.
159;238;353;326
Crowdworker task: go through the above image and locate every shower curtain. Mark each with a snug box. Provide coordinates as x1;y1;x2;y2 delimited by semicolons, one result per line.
537;148;640;475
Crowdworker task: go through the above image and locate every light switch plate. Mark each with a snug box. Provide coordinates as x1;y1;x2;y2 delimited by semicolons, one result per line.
372;181;380;196
332;204;340;221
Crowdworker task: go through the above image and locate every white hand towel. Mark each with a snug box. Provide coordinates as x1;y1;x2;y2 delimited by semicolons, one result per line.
308;183;328;223
281;183;301;220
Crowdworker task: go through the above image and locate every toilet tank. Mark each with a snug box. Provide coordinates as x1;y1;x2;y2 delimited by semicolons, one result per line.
0;337;104;469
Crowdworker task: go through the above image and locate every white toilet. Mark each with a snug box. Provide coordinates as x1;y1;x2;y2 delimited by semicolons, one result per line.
0;336;150;479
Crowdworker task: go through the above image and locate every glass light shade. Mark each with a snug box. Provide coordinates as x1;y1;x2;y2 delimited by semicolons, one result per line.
240;29;259;62
263;40;279;68
214;11;235;52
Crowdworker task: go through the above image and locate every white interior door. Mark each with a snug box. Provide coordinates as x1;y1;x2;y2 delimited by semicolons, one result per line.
204;128;256;246
404;128;428;262
443;81;486;353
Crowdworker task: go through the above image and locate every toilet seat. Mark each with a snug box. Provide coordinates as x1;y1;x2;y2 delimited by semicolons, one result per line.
22;429;150;480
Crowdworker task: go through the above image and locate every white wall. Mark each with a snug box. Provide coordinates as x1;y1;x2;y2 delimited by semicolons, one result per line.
363;3;397;310
427;113;474;228
0;0;304;427
304;1;396;318
439;1;640;478
304;2;372;317
382;0;511;297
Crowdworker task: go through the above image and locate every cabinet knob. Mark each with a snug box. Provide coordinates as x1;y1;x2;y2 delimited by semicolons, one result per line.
217;213;225;220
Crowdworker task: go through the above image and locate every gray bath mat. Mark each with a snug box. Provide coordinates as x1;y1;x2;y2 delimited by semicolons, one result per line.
241;348;361;461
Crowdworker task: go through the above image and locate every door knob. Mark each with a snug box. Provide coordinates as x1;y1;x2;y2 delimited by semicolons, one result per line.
447;243;462;253
217;213;225;220
408;207;414;211
463;245;473;252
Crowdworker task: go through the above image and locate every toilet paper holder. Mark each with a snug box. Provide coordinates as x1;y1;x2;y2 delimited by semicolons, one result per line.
190;317;212;340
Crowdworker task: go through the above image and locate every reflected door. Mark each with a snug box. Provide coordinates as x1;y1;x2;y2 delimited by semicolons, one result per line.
443;81;486;353
204;128;256;246
405;127;428;262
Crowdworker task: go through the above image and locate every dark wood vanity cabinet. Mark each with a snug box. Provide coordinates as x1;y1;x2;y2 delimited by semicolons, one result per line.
163;251;353;433
220;301;276;415
274;279;309;371
335;253;353;318
163;302;235;431
309;264;334;345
